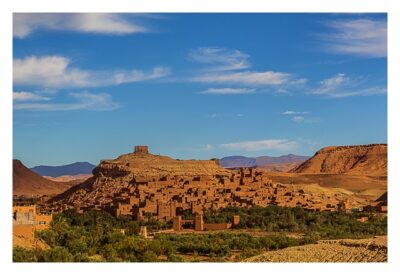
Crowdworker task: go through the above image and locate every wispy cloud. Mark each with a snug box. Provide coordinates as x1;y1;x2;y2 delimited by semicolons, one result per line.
13;55;170;88
310;73;386;98
319;18;387;58
189;47;304;91
282;110;317;123
13;91;51;101
192;70;291;86
13;91;119;111
220;139;298;152
282;111;309;115
14;13;151;38
200;87;256;95
189;47;250;71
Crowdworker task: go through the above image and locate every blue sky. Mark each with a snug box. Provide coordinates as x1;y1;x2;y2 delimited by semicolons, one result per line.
12;13;387;167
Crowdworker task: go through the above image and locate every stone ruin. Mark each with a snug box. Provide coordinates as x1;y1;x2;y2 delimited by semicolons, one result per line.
134;146;149;155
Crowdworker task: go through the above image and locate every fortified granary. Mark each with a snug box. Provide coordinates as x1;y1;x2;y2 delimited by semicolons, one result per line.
44;146;367;221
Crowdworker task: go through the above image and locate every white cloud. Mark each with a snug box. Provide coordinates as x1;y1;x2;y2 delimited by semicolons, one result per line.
311;73;386;98
282;111;312;123
236;114;244;117
321;18;387;58
13;91;119;111
200;88;256;95
14;13;150;38
317;73;348;93
292;116;305;123
188;47;304;91
192;70;290;86
189;47;250;71
282;111;309;115
13;91;51;101
13;55;170;88
220;139;298;152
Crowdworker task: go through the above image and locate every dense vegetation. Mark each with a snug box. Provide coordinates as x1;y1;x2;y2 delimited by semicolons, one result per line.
13;206;386;262
203;206;387;239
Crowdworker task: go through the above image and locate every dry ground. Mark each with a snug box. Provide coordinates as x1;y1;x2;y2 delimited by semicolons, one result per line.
245;236;387;263
13;233;48;250
266;173;386;200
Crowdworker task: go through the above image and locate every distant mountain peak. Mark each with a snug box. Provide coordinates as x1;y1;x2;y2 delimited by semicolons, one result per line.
13;159;79;197
219;154;310;169
30;162;96;177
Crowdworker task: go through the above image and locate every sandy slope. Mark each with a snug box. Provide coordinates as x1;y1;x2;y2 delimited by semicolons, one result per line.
291;144;387;175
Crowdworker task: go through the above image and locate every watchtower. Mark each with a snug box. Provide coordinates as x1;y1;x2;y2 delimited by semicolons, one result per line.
134;145;149;154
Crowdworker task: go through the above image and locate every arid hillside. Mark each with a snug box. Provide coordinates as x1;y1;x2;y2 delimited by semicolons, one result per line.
13;160;78;197
257;162;304;172
266;172;386;199
291;144;387;175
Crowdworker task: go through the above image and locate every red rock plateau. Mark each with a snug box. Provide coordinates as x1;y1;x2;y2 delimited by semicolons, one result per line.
262;144;387;201
45;146;372;219
13;160;79;197
291;144;387;175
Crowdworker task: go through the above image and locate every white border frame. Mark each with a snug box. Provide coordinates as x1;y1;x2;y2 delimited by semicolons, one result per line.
1;1;399;274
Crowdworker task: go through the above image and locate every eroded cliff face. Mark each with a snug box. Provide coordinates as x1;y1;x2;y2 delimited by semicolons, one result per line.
291;144;387;175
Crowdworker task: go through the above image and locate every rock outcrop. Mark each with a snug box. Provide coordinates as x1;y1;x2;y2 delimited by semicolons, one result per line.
291;144;387;175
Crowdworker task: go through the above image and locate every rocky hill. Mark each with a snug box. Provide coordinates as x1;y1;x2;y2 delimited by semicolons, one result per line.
290;144;387;175
48;148;231;204
13;160;79;197
92;151;230;179
46;146;369;215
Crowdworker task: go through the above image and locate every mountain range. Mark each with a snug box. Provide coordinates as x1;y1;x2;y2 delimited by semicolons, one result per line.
30;162;96;177
219;154;310;168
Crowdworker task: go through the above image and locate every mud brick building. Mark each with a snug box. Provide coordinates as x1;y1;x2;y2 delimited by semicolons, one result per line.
13;205;52;239
45;146;367;221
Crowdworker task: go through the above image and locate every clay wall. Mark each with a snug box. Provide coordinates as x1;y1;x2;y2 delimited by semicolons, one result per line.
204;223;231;230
